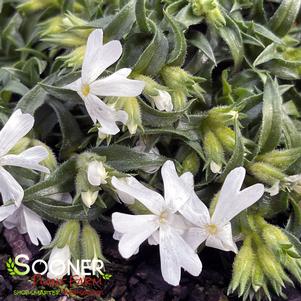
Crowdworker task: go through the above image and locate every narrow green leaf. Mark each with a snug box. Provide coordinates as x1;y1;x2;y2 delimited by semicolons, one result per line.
269;0;301;37
257;76;283;154
93;145;166;172
219;16;244;71
104;0;136;40
189;31;217;65
286;198;301;237
47;98;84;160
164;9;187;67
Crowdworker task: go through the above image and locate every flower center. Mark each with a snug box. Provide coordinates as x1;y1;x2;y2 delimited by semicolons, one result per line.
207;224;218;235
81;84;90;96
159;211;168;224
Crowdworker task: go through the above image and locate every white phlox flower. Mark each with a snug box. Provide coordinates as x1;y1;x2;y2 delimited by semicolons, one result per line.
111;160;203;286
0;109;49;206
0;204;51;246
181;167;264;253
63;29;145;136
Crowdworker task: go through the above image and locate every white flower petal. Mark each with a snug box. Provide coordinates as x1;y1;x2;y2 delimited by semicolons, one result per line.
112;212;158;233
205;223;238;253
84;94;128;135
47;246;71;279
211;167;264;225
113;213;159;259
1;146;50;173
265;181;280;196
0;204;16;221
153;90;173;112
81;190;98;208
178;172;211;227
148;231;159;245
111;176;165;214
63;78;82;91
3;206;26;232
82;30;122;83
183;227;208;251
161;160;192;212
87;160;107;186
22;206;52;246
51;193;73;204
159;225;202;286
0;109;34;157
0;167;23;206
90;68;145;97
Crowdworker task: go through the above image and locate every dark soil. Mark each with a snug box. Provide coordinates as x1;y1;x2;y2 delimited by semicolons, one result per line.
1;226;301;301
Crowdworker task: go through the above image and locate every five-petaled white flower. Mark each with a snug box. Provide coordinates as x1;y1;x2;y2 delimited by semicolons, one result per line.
0;204;51;246
181;167;264;253
111;160;203;286
63;29;145;136
0;109;49;207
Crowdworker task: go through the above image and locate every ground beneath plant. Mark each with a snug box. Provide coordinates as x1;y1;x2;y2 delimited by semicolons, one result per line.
1;225;301;301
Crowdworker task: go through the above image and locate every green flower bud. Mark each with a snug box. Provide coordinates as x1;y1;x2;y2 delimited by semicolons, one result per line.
171;90;188;111
81;223;107;262
62;12;87;29
39;16;64;37
52;221;81;259
182;151;200;176
214;126;235;152
32;139;57;171
229;236;254;295
256;242;290;287
18;0;61;13
59;46;86;68
206;106;239;127
161;66;204;108
255;148;301;171
203;128;224;173
247;162;286;186
118;97;142;135
189;0;226;28
8;137;31;154
43;32;88;48
251;261;265;293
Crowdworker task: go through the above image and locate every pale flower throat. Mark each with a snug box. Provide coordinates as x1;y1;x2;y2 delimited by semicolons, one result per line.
206;224;218;235
82;84;90;97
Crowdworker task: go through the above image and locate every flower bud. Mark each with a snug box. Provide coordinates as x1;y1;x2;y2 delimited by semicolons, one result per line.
214;126;235;152
39;16;64;37
62;12;87;29
81;223;107;262
59;46;86;68
203;128;224;173
53;221;81;259
8;137;31;154
182;152;200;176
42;32;88;48
32;139;57;171
135;75;173;112
18;0;60;13
251;261;265;293
118;97;142;135
161;66;204;109
247;162;286;186
256;148;301;171
189;0;226;28
229;236;254;295
256;243;290;287
81;190;99;208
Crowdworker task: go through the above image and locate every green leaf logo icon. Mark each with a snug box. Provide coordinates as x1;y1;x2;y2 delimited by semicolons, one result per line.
6;257;25;277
